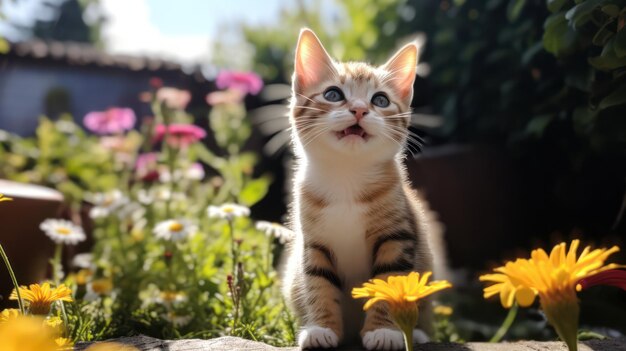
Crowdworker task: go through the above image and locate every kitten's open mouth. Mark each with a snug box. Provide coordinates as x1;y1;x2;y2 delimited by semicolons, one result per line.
337;124;368;140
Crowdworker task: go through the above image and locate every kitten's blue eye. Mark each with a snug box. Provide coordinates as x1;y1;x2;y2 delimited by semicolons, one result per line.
371;93;390;108
323;87;344;102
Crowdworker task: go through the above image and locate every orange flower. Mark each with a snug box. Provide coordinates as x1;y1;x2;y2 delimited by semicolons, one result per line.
10;283;73;315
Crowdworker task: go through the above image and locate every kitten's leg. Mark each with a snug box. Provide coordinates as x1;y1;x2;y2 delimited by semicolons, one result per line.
298;242;343;349
361;229;427;350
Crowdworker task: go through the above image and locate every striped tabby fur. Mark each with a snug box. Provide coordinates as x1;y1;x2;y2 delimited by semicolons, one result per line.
282;29;446;350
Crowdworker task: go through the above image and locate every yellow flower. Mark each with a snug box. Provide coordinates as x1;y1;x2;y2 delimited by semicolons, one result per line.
0;315;59;351
130;227;145;242
75;269;94;285
479;240;623;351
10;283;73;315
91;277;113;295
480;240;621;308
0;308;21;323
44;316;64;334
352;271;452;311
352;272;452;351
0;193;13;202
434;305;453;316
55;337;74;350
84;342;140;351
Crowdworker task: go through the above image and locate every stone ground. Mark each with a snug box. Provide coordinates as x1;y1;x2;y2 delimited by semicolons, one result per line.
76;335;626;350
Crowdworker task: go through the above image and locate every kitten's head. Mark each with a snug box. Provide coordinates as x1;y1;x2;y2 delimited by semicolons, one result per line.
290;28;418;162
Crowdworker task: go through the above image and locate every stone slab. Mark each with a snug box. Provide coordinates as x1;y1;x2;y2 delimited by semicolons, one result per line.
76;335;626;351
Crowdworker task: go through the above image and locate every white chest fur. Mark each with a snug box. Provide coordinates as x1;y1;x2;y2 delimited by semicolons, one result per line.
298;159;376;290
317;202;371;289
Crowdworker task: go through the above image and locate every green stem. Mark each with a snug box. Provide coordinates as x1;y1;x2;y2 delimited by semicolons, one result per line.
490;302;518;343
0;243;25;314
52;244;63;285
228;219;237;274
401;324;414;351
52;244;70;335
266;236;273;273
114;217;127;267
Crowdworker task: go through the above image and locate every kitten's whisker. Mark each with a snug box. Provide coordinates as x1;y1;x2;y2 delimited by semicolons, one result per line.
379;129;415;157
293;105;330;113
296;92;319;105
301;126;332;148
384;112;414;118
378;124;423;156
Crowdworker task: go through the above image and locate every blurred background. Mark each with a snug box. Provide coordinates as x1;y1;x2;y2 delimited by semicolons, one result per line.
0;0;625;340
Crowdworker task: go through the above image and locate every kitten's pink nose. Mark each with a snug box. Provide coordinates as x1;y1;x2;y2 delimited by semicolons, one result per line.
350;107;369;122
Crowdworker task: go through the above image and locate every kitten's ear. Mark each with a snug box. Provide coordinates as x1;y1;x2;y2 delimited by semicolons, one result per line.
294;28;336;91
381;43;418;100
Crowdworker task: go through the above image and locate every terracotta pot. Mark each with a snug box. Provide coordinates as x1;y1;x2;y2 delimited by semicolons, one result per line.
0;179;63;309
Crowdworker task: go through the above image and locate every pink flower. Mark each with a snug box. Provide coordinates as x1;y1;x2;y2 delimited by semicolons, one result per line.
206;89;245;106
150;77;164;89
135;152;160;182
156;87;192;110
153;124;206;148
84;107;136;134
215;71;263;95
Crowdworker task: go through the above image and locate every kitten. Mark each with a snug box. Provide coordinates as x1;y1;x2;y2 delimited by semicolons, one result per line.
282;29;446;350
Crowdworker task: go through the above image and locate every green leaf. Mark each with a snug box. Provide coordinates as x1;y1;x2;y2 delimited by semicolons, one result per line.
239;176;272;207
521;42;544;65
525;115;553;137
543;13;577;55
592;20;616;46
589;38;626;70
614;28;626;57
598;84;626;109
578;330;607;340
565;0;604;29
547;0;568;13
507;0;527;21
600;4;620;17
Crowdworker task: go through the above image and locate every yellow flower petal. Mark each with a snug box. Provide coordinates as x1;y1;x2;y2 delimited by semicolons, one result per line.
480;240;621;311
514;286;536;307
352;272;451;312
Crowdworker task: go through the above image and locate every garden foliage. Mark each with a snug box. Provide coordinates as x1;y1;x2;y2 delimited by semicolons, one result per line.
0;77;297;345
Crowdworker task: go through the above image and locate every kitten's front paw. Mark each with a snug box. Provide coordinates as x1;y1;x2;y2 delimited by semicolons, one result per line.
298;326;339;349
413;328;430;343
362;328;404;350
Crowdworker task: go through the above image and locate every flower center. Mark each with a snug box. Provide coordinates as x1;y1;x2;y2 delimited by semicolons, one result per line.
56;227;71;236
169;222;184;232
223;207;234;213
161;291;181;302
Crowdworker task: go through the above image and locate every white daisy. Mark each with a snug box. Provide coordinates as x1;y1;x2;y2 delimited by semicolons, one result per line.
87;190;126;218
72;253;93;269
207;203;250;220
116;201;145;222
137;187;185;205
154;290;188;306
255;221;295;244
158;163;205;183
40;219;86;245
185;163;205;180
153;219;197;242
163;311;192;327
137;188;156;205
